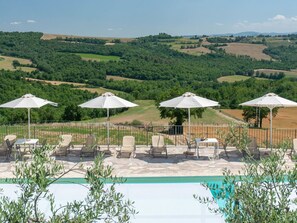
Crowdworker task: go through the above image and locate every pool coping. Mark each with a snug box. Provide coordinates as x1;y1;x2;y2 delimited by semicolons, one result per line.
0;176;228;184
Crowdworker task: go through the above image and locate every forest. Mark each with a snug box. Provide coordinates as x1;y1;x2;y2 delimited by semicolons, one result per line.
0;31;297;123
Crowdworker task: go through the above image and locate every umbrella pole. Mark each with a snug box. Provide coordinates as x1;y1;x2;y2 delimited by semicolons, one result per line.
270;107;273;150
107;108;110;150
28;108;30;140
188;108;191;143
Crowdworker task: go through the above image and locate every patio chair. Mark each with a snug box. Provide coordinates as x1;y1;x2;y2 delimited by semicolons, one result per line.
184;137;198;157
117;136;136;158
80;134;98;157
0;135;17;159
243;137;260;160
53;135;73;156
150;135;167;158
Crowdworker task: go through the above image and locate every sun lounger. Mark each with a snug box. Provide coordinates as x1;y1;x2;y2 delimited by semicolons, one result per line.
150;135;167;158
53;135;72;156
81;134;98;157
117;136;136;158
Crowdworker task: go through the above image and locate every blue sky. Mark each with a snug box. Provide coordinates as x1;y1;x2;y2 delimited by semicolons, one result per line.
1;0;297;37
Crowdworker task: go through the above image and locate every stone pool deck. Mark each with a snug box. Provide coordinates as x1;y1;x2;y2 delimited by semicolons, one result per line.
0;146;294;178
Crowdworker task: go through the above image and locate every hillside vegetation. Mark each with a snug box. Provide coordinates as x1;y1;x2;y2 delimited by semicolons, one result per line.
0;32;297;124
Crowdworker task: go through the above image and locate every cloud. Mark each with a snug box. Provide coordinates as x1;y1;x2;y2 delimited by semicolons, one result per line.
107;28;123;31
10;21;21;25
215;23;224;26
234;14;297;32
27;19;36;23
270;14;286;21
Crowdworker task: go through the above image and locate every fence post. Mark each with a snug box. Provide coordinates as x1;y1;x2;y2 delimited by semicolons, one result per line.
146;127;149;146
117;126;120;146
295;129;297;139
175;125;177;146
206;126;209;138
266;128;269;149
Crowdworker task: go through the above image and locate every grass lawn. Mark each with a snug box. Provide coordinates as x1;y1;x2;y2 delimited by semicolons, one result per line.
75;53;120;62
88;100;231;125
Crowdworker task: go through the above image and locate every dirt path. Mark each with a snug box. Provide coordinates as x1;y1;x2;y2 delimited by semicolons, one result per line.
214;109;245;124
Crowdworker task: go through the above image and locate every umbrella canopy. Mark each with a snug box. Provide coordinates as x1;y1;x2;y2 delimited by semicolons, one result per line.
240;93;297;148
159;92;219;142
0;94;57;139
79;92;138;149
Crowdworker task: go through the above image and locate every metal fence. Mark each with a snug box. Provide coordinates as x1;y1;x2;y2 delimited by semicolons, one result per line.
0;123;296;148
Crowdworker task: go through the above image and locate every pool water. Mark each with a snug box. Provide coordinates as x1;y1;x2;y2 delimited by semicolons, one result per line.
0;176;226;223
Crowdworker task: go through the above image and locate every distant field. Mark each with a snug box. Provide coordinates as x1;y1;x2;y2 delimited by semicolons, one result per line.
0;55;37;72
106;75;143;82
75;53;120;62
25;78;85;86
222;108;297;128
25;78;125;95
254;69;297;78
41;33;134;43
220;43;272;60
78;87;125;95
179;47;211;56
164;38;212;56
217;75;251;83
266;38;293;47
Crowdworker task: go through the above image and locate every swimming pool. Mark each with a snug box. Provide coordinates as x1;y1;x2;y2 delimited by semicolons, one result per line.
0;176;225;223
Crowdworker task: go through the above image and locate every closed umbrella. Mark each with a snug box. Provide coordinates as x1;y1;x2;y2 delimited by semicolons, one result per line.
0;94;57;139
159;92;219;143
240;93;297;148
79;92;138;149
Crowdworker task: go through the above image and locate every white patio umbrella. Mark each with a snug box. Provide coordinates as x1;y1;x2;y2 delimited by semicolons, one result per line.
240;93;297;148
159;92;219;142
0;94;57;139
79;92;138;149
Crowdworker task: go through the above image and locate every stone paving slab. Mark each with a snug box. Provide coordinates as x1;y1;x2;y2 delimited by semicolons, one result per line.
0;146;294;178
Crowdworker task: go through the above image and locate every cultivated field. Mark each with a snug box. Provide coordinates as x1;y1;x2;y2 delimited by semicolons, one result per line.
217;75;251;83
166;38;212;56
254;69;297;78
25;78;125;95
0;55;36;72
220;43;272;60
106;75;143;82
222;108;297;128
75;53;120;62
41;33;134;43
179;47;211;56
25;78;85;86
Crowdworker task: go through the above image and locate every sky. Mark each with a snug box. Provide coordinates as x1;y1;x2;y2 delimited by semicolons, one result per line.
1;0;297;38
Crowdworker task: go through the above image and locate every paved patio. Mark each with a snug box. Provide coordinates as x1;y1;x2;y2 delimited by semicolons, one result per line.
0;146;294;179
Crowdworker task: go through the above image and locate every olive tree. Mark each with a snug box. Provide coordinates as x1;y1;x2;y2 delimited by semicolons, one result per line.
0;145;136;222
196;140;297;223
